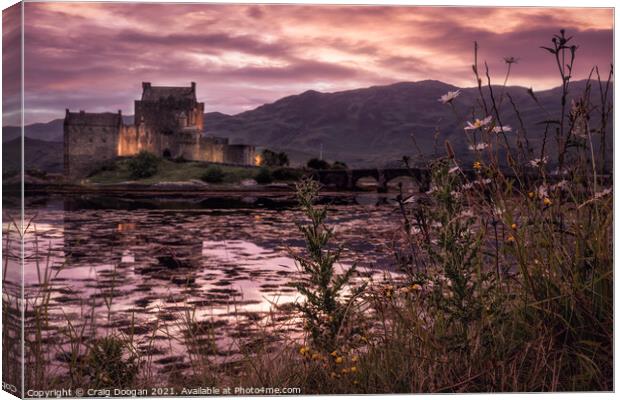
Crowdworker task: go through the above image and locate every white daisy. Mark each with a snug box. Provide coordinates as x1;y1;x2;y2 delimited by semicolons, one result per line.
468;143;489;151
464;116;493;130
529;156;548;168
438;90;461;104
492;125;512;133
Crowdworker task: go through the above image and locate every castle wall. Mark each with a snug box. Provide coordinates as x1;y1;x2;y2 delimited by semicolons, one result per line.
224;144;256;166
118;125;140;156
198;137;228;163
64;111;121;179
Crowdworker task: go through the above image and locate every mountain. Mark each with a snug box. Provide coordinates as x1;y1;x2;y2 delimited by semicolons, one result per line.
203;79;612;167
3;118;65;143
2;136;64;173
2;80;612;170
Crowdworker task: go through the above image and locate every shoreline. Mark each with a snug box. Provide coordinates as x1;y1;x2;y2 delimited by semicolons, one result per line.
5;181;378;199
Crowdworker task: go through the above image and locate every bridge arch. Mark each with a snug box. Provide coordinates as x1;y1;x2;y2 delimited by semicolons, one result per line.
313;167;431;193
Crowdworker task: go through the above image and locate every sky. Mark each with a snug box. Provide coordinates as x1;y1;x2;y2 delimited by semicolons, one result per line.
2;2;614;125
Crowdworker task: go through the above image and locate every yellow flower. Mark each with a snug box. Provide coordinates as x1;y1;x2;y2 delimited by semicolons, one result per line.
299;346;309;355
353;380;359;385
335;357;343;364
330;372;338;379
528;192;535;199
330;351;338;357
506;235;515;243
312;353;321;361
351;355;359;363
473;161;482;171
341;368;349;374
543;197;552;206
511;223;517;230
350;366;358;373
411;284;422;291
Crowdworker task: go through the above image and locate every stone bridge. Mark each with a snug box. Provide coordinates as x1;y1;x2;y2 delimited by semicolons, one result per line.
312;168;432;193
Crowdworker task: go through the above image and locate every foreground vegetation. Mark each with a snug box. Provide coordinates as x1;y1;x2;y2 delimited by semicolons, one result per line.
4;30;612;394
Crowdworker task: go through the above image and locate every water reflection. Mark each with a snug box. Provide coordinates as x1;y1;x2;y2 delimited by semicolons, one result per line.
13;193;404;377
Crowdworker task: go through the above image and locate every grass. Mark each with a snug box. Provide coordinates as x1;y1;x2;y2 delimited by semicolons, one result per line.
87;158;259;185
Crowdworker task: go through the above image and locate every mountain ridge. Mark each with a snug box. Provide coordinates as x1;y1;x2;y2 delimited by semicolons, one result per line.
3;79;612;169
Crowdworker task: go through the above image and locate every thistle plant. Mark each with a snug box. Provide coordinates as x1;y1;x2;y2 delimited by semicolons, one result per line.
292;178;366;354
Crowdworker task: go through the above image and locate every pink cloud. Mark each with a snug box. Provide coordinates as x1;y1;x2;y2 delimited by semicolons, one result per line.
9;3;613;125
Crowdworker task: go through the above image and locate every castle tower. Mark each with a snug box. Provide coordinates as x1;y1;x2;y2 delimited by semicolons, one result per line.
133;82;205;159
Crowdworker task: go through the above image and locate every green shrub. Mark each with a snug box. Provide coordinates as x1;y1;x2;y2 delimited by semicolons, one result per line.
307;158;330;170
254;167;273;184
127;151;159;179
292;178;365;353
272;167;303;181
201;165;225;183
261;149;290;167
84;336;139;389
331;161;348;170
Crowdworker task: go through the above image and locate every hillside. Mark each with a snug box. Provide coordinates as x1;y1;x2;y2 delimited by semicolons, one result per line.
204;79;612;167
2;137;64;173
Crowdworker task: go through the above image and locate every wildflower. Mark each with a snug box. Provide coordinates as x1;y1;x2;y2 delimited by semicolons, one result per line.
511;223;517;230
528;192;535;199
465;116;492;130
312;353;321;361
411;283;422;291
529;156;548;168
341;368;349;374
492;125;512;133
506;235;516;244
335;357;343;364
468;143;489;151
425;185;437;195
473;161;482;171
552;180;570;191
504;56;519;64
550;167;569;176
330;372;338;379
448;166;461;174
299;346;309;355
351;355;359;363
330;350;338;357
543;197;552;206
594;188;612;199
350;366;358;373
460;209;475;218
461;182;474;191
438;90;461;104
402;194;415;204
353;380;359;385
537;185;549;199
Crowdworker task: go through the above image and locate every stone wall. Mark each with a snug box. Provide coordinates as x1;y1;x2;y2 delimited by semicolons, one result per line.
224;144;256;166
64;110;121;179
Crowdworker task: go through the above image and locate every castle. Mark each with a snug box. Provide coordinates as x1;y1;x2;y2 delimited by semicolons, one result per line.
64;82;256;179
